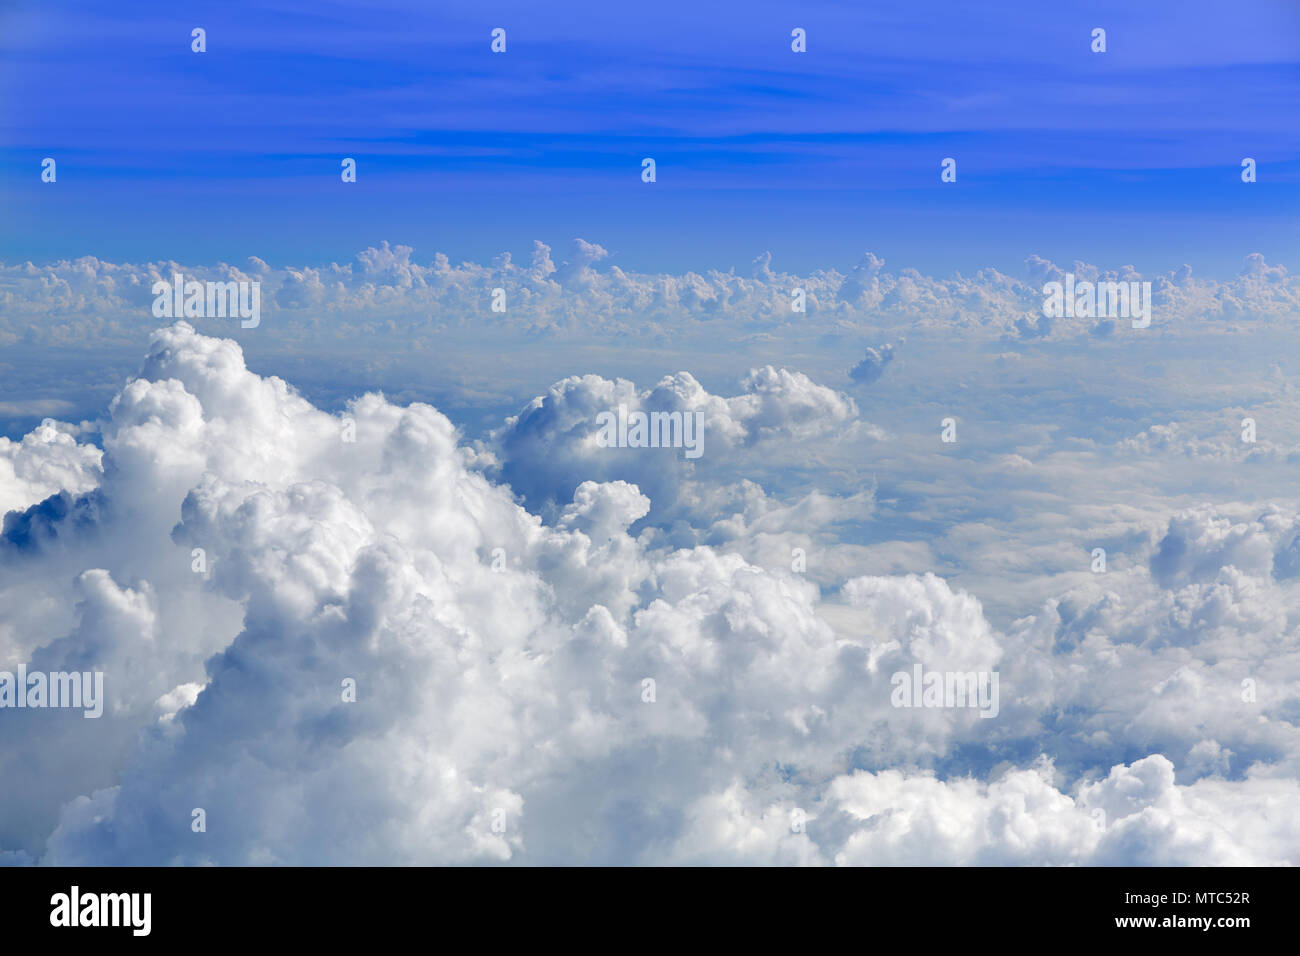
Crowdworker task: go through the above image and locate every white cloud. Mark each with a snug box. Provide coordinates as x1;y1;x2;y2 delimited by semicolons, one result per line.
0;419;101;517
2;320;1299;865
3;246;1298;349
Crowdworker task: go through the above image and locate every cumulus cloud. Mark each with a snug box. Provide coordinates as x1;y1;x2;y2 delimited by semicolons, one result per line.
825;755;1300;866
848;344;895;386
3;246;1298;351
1;323;1299;865
0;419;102;517
489;365;866;519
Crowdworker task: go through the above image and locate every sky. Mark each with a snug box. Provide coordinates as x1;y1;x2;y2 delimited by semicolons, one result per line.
1;0;1298;273
2;0;1300;866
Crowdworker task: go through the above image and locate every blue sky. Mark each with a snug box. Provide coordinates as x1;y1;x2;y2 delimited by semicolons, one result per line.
2;0;1298;274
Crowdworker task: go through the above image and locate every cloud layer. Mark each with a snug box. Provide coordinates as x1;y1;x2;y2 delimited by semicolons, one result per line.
2;320;1298;865
3;243;1298;350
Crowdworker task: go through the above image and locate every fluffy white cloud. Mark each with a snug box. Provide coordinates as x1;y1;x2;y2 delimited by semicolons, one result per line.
3;245;1297;350
825;755;1300;866
0;420;101;517
489;364;867;519
1;323;1299;865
